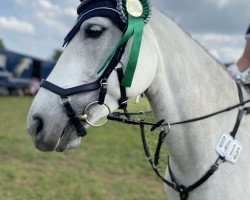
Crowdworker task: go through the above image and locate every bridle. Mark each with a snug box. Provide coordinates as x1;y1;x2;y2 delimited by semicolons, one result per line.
39;0;250;200
40;0;150;136
40;43;127;136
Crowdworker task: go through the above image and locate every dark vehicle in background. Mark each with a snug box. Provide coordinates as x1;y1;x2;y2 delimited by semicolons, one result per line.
0;49;54;95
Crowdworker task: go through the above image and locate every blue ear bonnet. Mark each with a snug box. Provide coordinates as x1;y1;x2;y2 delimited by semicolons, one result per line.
63;0;127;46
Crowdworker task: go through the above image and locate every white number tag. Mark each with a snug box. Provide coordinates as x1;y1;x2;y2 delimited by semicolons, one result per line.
215;133;243;164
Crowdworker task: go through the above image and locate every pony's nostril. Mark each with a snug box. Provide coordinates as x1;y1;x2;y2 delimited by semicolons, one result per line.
28;116;44;138
35;117;43;135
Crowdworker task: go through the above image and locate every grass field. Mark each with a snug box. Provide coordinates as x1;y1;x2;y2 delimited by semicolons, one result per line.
0;96;167;200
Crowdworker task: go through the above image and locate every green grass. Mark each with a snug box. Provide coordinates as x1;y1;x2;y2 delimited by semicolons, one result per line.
0;96;167;200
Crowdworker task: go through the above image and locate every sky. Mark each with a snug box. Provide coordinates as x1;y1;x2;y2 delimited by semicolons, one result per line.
0;0;249;63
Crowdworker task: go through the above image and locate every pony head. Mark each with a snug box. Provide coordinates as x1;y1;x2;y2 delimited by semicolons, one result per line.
27;0;158;152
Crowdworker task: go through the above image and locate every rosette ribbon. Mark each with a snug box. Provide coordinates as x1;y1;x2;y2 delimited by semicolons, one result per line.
97;0;150;87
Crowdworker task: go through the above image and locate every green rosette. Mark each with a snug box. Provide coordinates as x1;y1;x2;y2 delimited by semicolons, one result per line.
97;0;151;87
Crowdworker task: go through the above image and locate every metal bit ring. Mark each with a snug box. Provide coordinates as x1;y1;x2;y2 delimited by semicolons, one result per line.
84;101;111;127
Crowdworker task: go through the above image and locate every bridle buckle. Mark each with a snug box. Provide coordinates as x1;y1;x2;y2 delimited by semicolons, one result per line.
60;96;71;105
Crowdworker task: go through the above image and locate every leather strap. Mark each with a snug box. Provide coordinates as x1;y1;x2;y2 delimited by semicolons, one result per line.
40;80;100;97
98;79;107;105
116;67;128;109
62;101;87;137
231;82;245;138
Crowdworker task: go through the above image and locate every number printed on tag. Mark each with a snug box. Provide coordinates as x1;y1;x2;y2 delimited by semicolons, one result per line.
215;133;243;164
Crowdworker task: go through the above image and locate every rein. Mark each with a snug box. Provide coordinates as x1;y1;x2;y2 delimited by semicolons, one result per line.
107;82;250;200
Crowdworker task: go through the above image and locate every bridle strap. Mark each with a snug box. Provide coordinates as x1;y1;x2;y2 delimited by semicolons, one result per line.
40;80;101;97
139;123;175;188
62;100;87;137
97;43;127;105
116;66;128;108
231;82;244;138
98;79;108;105
116;65;130;118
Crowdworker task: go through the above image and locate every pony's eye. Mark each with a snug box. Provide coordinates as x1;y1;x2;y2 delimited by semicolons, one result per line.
85;24;106;38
